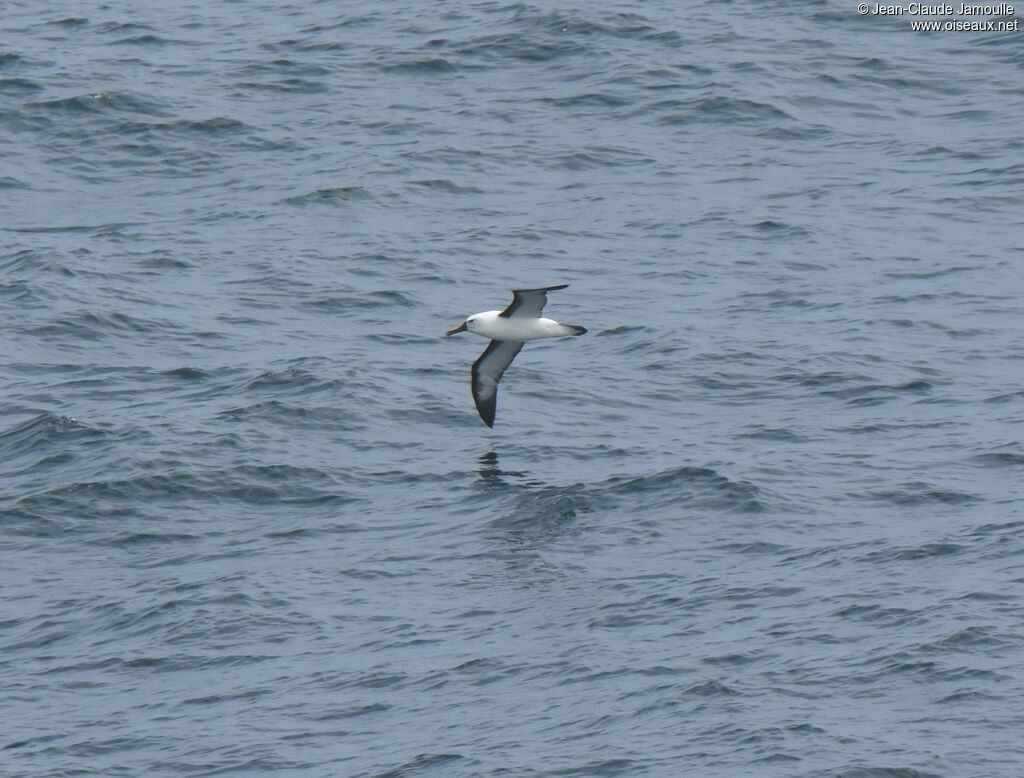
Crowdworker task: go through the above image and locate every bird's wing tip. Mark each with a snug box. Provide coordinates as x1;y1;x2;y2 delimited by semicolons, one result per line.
511;283;569;293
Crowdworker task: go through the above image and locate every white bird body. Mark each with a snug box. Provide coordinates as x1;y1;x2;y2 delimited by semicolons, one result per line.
463;311;579;341
446;285;586;427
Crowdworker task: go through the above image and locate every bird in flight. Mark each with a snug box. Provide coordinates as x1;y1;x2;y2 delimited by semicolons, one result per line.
446;284;586;427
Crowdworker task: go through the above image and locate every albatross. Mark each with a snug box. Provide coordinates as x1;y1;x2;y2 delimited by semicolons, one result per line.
446;284;587;427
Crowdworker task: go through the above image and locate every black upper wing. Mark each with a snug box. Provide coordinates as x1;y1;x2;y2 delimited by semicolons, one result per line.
498;284;569;319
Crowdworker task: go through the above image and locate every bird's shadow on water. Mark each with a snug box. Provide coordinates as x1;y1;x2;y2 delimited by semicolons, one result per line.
472;452;585;587
475;451;595;540
473;452;765;542
476;451;534;491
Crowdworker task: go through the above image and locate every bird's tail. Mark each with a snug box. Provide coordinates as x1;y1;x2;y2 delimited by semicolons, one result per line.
566;324;587;336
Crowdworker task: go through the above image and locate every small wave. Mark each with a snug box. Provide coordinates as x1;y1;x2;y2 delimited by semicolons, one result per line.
951;163;1024;187
595;324;652;336
654;96;792;126
850;379;932;396
681;679;737;697
776;370;870;388
738;427;808;442
0;77;42;94
283;186;373;206
0;176;28;189
715;540;791;556
234;78;328;94
539;92;633;109
863;482;976;507
28;91;167;116
136;253;192;270
111;34;172;46
236;365;339;395
218;400;365;431
154;116;247;135
377;753;464;776
262;39;348;53
0;280;33;303
603;466;764;512
549;146;654;169
488;464;765;532
159;366;211;381
28;310;173;341
5;465;354;524
757;123;832;140
95;21;152;34
863;542;966;562
884;266;974;280
494;483;599;530
832;604;914;626
984;389;1024;404
46;17;87;27
505;8;683;51
6;221;141;235
451;33;585;64
975;451;1024;466
301;289;414;312
804;377;933;404
102;531;199;547
235;59;331;77
409;179;482;195
830;767;941;778
0;413;107;460
747;219;812;240
381;58;457;74
398;146;490;167
927;626;1007;649
934;689;996;704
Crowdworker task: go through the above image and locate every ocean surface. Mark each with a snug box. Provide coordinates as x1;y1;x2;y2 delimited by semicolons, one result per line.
2;1;1024;776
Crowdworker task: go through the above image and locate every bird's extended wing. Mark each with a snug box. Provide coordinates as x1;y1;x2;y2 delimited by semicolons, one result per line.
499;284;569;319
471;340;524;427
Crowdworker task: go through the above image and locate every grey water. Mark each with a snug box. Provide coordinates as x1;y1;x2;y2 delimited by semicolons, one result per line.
2;1;1023;775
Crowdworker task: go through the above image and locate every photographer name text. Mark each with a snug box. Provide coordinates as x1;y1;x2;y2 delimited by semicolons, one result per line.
868;3;1013;13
